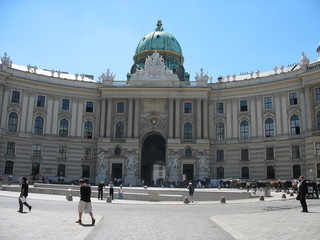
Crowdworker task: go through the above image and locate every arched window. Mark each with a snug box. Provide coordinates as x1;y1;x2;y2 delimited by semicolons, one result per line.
4;161;13;174
317;111;320;131
82;165;90;178
292;165;301;179
34;116;44;135
216;122;225;140
8;112;18;132
57;164;66;177
241;166;249;179
114;147;121;156
240;120;249;139
185;147;192;157
115;121;124;138
59;119;69;137
290;115;300;135
265;118;274;137
267;166;275;179
84;121;93;139
183;122;193;139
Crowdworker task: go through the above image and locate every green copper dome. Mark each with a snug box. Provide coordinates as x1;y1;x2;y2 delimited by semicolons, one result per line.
130;21;189;81
135;30;182;55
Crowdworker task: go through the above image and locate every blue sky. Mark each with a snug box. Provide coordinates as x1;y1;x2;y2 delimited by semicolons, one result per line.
0;0;319;82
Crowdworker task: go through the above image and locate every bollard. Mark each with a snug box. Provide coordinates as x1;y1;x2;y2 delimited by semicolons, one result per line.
106;196;112;203
290;192;294;197
66;189;73;201
183;197;189;204
259;196;265;201
220;196;226;203
286;190;290;194
282;193;286;198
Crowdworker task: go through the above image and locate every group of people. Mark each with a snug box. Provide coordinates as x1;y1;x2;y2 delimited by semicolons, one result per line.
16;175;310;226
97;180;124;200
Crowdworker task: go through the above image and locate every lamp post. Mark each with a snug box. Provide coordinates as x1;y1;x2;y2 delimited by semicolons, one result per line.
81;164;84;179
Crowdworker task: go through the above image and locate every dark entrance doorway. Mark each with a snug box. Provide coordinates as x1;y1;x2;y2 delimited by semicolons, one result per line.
112;163;123;185
183;164;194;181
141;134;166;186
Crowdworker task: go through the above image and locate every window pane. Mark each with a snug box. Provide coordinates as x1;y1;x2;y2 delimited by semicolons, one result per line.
61;99;70;110
240;120;249;139
4;161;13;174
265;118;274;137
266;147;274;160
8;112;18;132
115;121;124;138
316;88;320;101
83;148;92;160
84;121;93;139
216;122;225;140
37;95;45;107
290;115;300;135
241;149;249;161
217;150;224;162
34;116;44;135
264;97;272;109
292;145;300;158
184;122;192;139
184;102;192;114
59;119;69;137
6;142;15;155
11;91;20;103
86;101;94;112
289;92;298;105
117;102;125;113
240;100;248;112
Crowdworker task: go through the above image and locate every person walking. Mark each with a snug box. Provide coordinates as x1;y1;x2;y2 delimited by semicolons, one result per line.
187;182;195;203
76;179;95;225
297;176;308;212
18;177;32;213
118;185;124;200
109;180;114;200
98;181;105;200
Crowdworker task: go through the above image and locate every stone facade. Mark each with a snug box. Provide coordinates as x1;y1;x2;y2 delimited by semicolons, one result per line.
0;49;320;185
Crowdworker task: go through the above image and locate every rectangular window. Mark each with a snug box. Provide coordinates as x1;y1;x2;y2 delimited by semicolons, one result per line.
6;142;15;155
61;99;70;110
36;95;46;107
86;101;94;112
292;145;300;158
241;149;249;161
266;147;274;160
117;102;125;113
216;150;224;162
11;91;20;103
57;164;65;177
264;97;272;109
58;146;67;159
216;102;224;114
83;148;92;160
315;142;320;156
240;100;248;112
32;145;42;157
289;92;298;105
184;102;192;114
316;88;320;101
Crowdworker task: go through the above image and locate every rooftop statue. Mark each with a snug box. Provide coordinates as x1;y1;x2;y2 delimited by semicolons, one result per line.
99;69;115;84
195;68;212;83
1;52;12;67
299;52;310;67
145;51;165;67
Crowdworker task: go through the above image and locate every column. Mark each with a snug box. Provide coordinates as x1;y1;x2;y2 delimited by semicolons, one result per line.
232;99;238;138
99;98;106;137
168;98;174;138
256;96;262;137
0;88;10;129
281;92;288;135
226;99;232;139
0;85;4;126
76;101;84;137
26;92;35;133
274;93;282;135
303;87;312;132
45;95;54;135
134;98;140;138
127;98;133;138
70;98;78;136
106;98;112;138
175;98;180;138
203;99;208;138
208;99;214;139
20;90;29;132
52;97;59;135
197;98;202;139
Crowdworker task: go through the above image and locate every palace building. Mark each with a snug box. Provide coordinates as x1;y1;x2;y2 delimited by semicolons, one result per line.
1;21;320;185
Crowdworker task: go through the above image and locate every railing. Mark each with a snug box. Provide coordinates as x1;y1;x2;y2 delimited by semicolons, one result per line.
102;80;208;88
307;62;320;72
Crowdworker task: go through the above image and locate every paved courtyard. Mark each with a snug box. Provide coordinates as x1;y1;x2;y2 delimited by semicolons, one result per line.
0;189;319;240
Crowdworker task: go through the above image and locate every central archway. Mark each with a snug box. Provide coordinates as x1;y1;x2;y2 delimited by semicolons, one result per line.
141;134;166;186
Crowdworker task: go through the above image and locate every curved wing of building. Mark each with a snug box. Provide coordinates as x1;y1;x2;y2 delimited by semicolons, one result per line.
1;22;320;185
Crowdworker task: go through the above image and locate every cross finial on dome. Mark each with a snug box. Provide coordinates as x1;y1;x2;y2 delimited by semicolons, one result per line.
156;20;164;31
